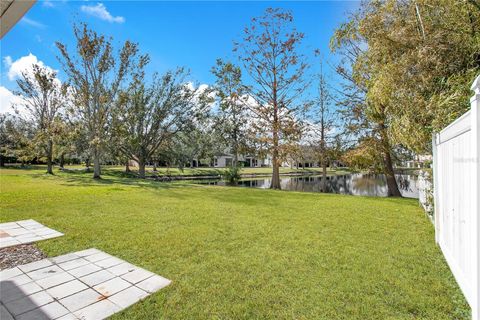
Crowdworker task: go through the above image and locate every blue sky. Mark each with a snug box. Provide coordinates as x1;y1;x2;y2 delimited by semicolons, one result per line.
1;0;359;113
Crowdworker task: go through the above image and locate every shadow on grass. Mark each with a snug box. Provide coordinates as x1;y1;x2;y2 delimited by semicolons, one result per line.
0;164;49;171
27;168;188;191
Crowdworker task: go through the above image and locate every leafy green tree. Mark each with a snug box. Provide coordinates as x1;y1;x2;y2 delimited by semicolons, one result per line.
0;114;12;167
52;120;74;169
0;114;34;166
331;8;402;196
341;137;385;172
331;0;480;196
332;0;480;153
166;117;222;169
68;120;91;169
56;23;139;179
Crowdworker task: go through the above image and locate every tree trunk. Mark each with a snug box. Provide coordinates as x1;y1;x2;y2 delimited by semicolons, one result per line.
233;137;238;168
153;161;157;171
378;126;401;197
321;158;327;192
138;158;146;178
46;140;53;175
59;153;65;169
320;120;327;191
384;149;402;197
376;113;402;197
270;125;281;189
0;155;5;167
271;129;281;189
271;155;281;189
270;66;281;190
93;148;101;179
125;160;130;173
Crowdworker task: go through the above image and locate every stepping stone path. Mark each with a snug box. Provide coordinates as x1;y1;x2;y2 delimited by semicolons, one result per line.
0;220;64;249
0;248;171;319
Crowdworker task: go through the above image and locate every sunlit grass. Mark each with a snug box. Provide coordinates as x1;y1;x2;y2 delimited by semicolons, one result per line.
0;167;469;319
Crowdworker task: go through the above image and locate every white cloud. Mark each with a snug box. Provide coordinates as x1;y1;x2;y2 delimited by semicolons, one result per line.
3;53;56;81
42;0;68;8
20;17;46;29
0;87;23;115
183;82;216;112
2;54;62;117
197;84;209;92
4;56;12;68
42;1;55;8
80;3;125;23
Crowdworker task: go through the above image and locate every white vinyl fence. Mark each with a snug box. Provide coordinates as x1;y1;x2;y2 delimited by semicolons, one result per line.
433;75;480;320
418;171;433;219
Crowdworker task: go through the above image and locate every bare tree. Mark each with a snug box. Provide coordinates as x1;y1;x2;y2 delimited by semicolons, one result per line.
312;61;335;191
15;64;66;174
234;8;309;189
56;23;139;179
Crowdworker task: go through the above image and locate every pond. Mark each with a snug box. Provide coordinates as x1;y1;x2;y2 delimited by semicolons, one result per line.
195;173;419;198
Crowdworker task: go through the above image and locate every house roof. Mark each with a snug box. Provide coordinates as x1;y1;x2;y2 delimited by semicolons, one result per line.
1;0;36;39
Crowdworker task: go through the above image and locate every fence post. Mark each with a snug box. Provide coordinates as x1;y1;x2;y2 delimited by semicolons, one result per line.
471;75;480;320
432;133;440;243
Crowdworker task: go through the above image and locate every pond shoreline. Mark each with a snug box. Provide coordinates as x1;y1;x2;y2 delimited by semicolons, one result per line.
190;172;420;198
145;168;419;181
146;170;350;181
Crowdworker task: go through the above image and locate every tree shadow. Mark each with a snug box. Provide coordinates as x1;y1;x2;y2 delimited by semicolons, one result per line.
0;164;47;171
37;168;189;191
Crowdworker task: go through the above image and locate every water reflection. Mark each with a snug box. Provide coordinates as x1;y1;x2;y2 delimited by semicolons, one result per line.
197;173;419;198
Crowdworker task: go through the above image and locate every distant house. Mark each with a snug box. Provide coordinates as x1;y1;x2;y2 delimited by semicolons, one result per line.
213;153;271;168
402;154;432;168
291;160;319;168
287;145;320;168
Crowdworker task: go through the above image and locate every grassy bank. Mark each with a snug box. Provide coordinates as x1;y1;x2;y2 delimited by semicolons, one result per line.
0;167;468;319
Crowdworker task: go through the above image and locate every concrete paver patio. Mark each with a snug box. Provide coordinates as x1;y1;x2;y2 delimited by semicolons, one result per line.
0;220;64;249
0;248;171;319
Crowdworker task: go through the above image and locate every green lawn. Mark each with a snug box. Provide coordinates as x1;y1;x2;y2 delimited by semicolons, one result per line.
0;168;469;319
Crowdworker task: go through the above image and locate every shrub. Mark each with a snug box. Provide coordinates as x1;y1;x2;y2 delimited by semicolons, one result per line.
224;165;242;185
